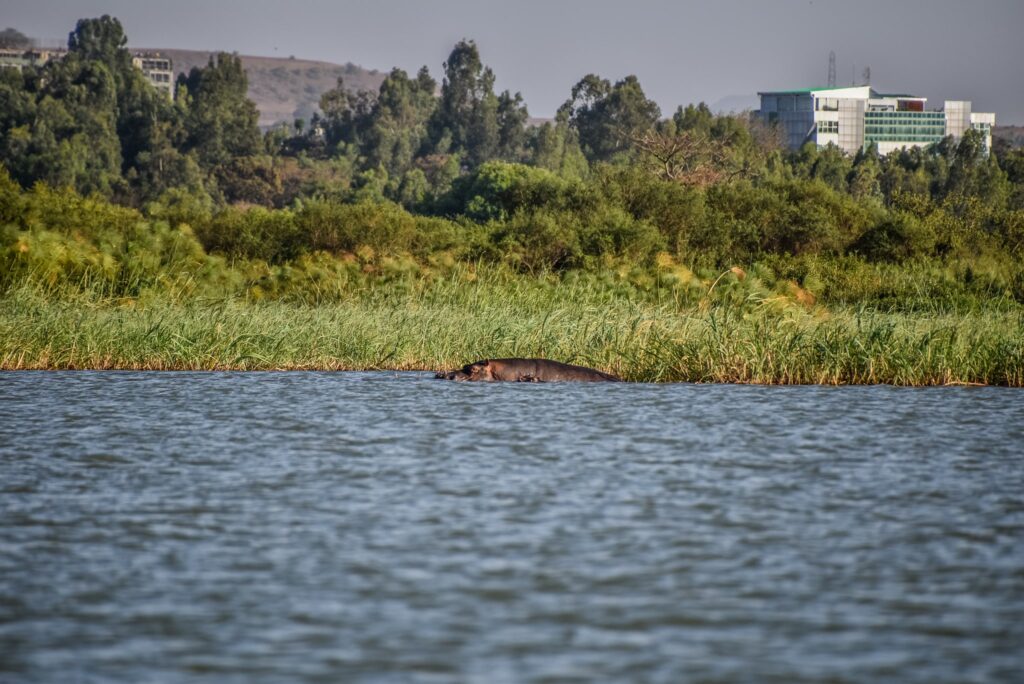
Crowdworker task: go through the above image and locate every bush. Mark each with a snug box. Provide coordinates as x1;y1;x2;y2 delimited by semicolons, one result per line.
486;206;664;272
595;166;707;255
488;209;584;272
435;161;592;221
852;212;935;262
706;180;877;260
197;206;299;263
0;183;220;298
295;200;466;258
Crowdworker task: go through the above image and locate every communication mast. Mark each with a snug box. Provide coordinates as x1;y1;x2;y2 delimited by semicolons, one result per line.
862;66;871;86
828;51;836;87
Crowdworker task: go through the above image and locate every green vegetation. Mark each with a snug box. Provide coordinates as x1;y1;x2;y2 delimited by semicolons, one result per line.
4;283;1021;385
1;16;1023;383
2;169;1022;383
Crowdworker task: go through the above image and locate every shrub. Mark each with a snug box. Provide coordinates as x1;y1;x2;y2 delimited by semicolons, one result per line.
436;161;591;221
197;206;299;263
852;212;935;262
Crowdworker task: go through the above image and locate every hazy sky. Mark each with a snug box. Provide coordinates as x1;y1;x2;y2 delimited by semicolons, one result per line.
5;0;1023;123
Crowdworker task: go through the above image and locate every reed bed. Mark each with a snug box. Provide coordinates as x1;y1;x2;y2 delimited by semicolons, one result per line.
2;278;1021;385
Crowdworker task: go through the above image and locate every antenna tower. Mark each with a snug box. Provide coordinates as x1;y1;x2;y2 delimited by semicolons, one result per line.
862;66;871;86
828;51;836;87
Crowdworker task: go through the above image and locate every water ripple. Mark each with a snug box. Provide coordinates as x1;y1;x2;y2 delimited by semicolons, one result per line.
0;371;1022;683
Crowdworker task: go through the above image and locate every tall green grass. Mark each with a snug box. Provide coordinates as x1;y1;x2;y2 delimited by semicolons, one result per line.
3;277;1021;385
2;177;1022;383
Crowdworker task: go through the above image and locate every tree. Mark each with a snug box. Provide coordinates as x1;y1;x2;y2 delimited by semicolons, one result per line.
879;148;930;203
68;16;128;60
630;104;771;187
318;77;376;151
848;144;881;200
810;144;852;192
630;128;739;187
363;67;437;178
429;40;500;168
1;26;128;195
997;148;1024;209
0;27;32;49
496;90;530;161
62;16;187;201
943;128;1010;206
673;102;713;134
179;53;262;169
528;115;589;179
560;74;660;163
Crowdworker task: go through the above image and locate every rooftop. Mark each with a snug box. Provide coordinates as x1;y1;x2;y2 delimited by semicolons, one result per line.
757;85;855;95
757;86;930;102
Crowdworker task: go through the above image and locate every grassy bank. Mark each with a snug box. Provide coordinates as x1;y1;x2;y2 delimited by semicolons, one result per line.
3;281;1022;385
2;174;1023;384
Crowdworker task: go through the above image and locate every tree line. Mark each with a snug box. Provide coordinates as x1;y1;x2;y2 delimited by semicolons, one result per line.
1;15;1023;281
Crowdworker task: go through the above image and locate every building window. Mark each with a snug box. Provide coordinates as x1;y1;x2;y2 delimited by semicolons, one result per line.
818;121;839;134
863;110;946;144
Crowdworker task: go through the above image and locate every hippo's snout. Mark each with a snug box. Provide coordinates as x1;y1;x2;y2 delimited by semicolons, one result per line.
435;370;471;381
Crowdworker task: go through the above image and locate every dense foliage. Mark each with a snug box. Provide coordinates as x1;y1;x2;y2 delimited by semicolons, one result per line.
1;17;1022;382
1;15;1023;312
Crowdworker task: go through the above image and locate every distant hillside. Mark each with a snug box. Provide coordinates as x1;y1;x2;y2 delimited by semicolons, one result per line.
147;49;387;128
993;126;1024;148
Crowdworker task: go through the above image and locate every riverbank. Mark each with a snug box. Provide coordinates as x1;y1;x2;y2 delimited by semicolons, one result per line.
3;286;1022;385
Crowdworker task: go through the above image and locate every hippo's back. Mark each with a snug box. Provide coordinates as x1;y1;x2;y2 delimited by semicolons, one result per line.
494;358;621;382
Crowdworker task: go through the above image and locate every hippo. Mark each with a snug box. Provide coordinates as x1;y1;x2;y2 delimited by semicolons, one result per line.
435;358;621;383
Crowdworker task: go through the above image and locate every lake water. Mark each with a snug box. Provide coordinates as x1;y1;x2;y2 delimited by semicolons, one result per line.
1;372;1022;683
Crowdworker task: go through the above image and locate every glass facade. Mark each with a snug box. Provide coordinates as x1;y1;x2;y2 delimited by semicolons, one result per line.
864;111;946;144
761;89;992;154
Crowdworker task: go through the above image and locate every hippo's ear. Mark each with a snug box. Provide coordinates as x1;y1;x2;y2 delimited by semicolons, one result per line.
479;359;490;367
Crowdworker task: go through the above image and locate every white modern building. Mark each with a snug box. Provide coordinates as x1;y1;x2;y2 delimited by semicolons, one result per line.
756;86;994;155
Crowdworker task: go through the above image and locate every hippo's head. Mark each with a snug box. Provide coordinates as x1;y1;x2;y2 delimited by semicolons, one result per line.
436;359;499;381
461;359;496;381
434;368;472;381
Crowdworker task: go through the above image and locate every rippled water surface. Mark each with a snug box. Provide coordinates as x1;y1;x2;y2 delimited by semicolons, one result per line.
1;372;1023;683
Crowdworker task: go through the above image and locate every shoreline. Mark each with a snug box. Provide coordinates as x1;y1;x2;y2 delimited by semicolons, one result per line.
0;362;1014;387
0;367;1003;387
3;287;1022;386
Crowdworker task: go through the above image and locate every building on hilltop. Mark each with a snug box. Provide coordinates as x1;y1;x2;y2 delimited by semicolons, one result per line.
756;86;994;155
132;52;175;99
0;47;66;71
1;48;176;100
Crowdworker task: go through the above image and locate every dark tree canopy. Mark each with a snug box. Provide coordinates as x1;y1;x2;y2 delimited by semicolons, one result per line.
0;27;32;49
560;74;661;163
68;15;129;66
496;90;530;162
1;14;1019;235
430;40;500;168
364;67;437;176
179;53;262;169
